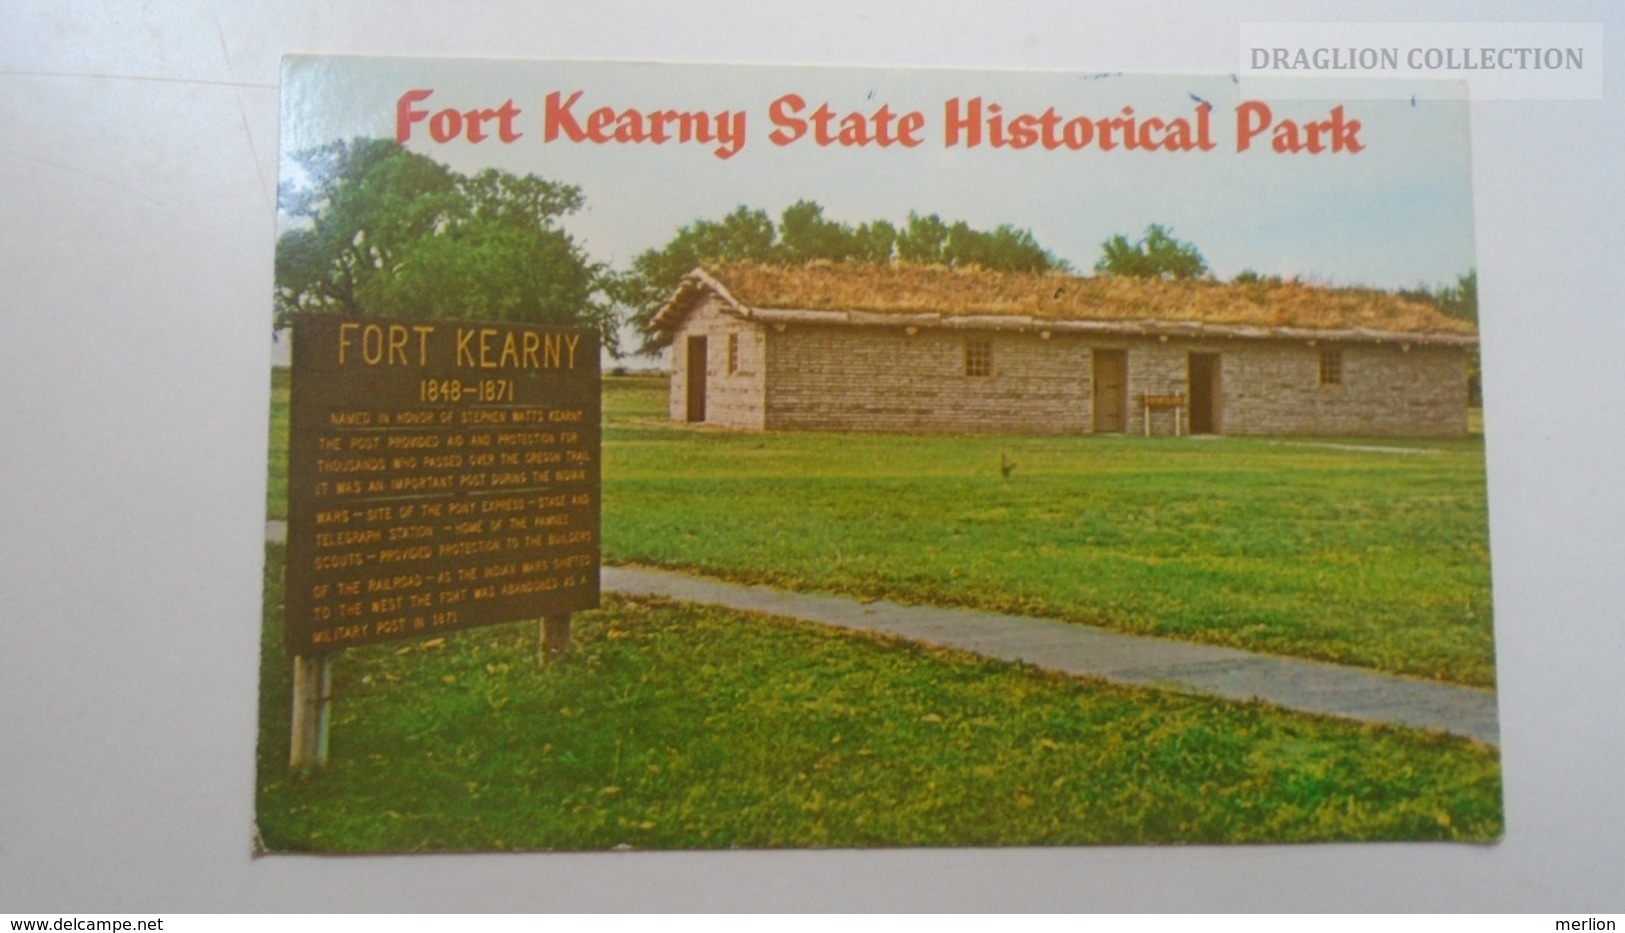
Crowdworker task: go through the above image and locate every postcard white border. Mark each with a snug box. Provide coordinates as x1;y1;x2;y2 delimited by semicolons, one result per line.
2;0;1623;912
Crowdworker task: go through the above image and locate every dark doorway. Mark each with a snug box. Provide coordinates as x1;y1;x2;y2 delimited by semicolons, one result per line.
1092;349;1127;433
1188;352;1220;434
685;336;708;423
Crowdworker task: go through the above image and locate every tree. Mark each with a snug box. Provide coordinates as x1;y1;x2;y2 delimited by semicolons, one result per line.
1398;269;1476;323
619;201;1067;353
1094;224;1208;279
275;138;619;352
775;201;906;265
614;205;779;348
1400;269;1480;406
945;222;1057;272
275;139;458;320
1439;269;1477;323
851;220;898;264
895;212;950;264
1446;269;1481;406
775;200;851;262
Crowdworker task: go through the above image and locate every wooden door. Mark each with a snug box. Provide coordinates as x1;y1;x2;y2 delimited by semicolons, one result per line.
1188;352;1220;434
685;336;708;423
1092;349;1127;433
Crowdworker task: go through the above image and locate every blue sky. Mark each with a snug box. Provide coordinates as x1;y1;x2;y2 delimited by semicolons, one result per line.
282;56;1476;292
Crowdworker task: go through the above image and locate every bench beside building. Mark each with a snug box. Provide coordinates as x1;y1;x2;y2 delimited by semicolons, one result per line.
652;263;1478;437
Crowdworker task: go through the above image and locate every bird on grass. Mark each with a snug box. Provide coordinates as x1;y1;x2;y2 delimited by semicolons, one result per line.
1000;453;1016;478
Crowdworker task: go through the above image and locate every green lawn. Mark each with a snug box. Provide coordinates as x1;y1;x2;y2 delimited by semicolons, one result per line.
266;368;290;521
267;373;1496;685
257;544;1502;851
600;376;1495;686
259;374;1500;849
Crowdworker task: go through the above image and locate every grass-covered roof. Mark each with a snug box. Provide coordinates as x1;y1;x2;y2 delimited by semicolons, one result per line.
654;262;1477;344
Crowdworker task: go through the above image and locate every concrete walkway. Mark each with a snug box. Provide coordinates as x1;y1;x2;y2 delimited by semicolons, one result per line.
602;565;1500;746
265;520;1496;744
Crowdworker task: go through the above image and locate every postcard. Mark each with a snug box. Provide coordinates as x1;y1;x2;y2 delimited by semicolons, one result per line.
259;56;1499;852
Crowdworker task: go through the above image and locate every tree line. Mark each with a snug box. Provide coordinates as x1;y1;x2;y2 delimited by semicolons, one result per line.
276;138;618;347
613;201;1071;351
275;139;1476;356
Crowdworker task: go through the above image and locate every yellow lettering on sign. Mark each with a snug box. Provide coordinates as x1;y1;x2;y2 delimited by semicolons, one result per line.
451;327;581;370
337;322;434;365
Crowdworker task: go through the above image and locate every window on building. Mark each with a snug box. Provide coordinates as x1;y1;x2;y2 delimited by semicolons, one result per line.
1319;347;1343;386
965;338;993;377
726;333;739;375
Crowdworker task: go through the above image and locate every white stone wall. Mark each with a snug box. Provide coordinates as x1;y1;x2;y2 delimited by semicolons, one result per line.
762;325;1092;434
669;310;1471;437
1100;338;1468;437
1213;340;1468;437
667;296;767;430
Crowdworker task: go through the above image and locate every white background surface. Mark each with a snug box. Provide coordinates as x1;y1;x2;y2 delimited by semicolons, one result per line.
2;0;1621;912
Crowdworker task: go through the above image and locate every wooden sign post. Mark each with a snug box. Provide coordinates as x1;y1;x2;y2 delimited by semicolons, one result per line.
289;654;330;773
283;315;602;773
541;614;572;664
1142;393;1186;437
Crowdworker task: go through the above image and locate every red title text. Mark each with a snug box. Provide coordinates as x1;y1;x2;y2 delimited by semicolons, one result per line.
396;89;1364;158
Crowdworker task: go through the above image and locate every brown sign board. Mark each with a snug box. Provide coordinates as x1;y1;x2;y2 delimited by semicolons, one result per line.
284;315;601;654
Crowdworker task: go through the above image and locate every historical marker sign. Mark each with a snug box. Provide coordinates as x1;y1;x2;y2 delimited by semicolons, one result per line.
285;315;601;654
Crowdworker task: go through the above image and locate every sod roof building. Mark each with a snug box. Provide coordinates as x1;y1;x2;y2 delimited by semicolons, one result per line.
651;263;1478;437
